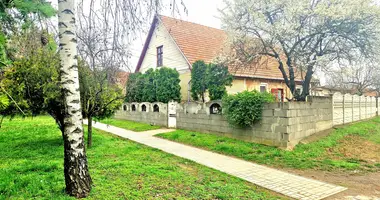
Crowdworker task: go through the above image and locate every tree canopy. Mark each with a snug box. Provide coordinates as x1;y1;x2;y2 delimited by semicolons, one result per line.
0;0;55;69
125;67;181;103
221;0;380;101
191;60;233;102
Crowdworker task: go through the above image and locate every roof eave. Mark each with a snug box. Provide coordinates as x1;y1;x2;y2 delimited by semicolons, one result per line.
135;15;159;73
233;74;304;82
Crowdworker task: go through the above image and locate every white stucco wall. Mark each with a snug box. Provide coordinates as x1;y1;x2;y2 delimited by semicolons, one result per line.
139;22;190;74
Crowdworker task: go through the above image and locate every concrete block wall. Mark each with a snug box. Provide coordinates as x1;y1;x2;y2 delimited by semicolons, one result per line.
114;102;168;127
175;98;333;148
114;94;377;148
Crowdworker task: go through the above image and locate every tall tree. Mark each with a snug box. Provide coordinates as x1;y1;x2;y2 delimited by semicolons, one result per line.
206;63;233;100
141;69;157;102
325;58;378;95
191;60;233;102
0;0;55;69
125;72;144;102
191;60;208;102
155;67;181;103
221;0;380;101
58;0;91;197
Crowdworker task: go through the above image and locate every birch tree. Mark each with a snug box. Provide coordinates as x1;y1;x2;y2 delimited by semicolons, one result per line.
58;0;92;197
220;0;380;101
76;0;187;147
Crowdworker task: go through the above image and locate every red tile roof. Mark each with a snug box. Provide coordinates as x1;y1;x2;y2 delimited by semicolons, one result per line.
160;15;228;65
136;15;303;81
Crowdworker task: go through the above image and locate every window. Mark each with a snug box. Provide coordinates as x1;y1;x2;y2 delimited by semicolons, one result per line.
157;45;163;67
123;105;127;111
131;104;136;112
260;83;268;93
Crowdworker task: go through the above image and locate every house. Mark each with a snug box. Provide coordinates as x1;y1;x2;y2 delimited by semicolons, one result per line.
115;71;129;95
135;15;304;102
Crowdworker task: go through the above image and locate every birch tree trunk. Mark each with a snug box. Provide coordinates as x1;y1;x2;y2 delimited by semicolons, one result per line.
58;0;92;197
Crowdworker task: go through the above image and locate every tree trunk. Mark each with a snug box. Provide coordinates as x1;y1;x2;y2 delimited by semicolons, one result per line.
299;65;314;101
87;116;92;148
58;0;92;198
0;115;4;128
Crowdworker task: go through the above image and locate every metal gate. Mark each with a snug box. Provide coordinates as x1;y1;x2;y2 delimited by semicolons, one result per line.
168;101;177;128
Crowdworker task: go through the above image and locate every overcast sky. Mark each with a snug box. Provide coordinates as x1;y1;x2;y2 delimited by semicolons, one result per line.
129;0;225;71
49;0;326;84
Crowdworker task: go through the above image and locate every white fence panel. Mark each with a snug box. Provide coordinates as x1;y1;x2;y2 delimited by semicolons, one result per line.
365;96;371;119
344;94;353;124
360;96;366;120
332;93;377;125
333;92;344;125
352;95;360;121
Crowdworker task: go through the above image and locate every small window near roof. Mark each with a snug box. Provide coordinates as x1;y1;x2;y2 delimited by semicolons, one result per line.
157;45;163;67
260;83;268;93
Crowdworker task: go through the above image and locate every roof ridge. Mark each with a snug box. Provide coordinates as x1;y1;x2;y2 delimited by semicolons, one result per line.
159;14;225;33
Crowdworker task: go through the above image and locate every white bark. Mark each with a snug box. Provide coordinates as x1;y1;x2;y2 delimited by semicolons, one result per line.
58;0;92;197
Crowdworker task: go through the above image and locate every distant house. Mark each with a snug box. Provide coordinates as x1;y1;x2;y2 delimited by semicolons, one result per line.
135;15;304;102
312;86;378;97
115;71;129;95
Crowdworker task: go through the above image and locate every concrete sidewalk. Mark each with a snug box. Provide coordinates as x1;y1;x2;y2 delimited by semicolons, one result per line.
87;120;347;200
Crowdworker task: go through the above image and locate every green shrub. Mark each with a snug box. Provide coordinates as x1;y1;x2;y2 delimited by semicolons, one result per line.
155;67;181;103
125;72;144;102
125;67;181;103
206;63;233;100
190;60;208;102
222;90;275;128
191;60;233;102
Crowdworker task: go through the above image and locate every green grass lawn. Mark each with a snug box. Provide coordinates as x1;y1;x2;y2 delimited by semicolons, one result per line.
0;116;282;199
97;118;160;132
156;117;380;172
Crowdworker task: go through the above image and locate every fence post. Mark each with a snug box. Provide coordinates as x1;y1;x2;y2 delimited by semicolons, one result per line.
351;95;354;122
377;97;379;116
364;97;368;119
359;96;361;120
343;94;345;124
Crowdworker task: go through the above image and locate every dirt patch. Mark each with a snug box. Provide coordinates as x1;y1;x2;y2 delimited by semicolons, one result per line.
286;135;380;199
329;135;380;164
287;169;380;199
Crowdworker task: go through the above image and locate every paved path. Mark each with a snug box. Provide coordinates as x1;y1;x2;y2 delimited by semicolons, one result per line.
88;121;347;200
